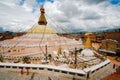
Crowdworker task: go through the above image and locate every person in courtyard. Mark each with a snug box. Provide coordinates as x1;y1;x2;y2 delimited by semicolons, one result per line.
21;68;24;75
26;69;29;75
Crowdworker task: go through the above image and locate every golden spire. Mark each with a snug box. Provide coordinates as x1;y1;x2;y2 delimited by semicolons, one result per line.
85;36;91;48
38;8;47;25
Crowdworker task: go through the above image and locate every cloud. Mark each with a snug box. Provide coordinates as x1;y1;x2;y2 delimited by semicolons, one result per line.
0;0;37;32
83;0;106;4
44;0;120;32
0;0;120;33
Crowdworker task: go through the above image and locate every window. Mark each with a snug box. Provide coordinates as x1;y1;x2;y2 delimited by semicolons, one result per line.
25;67;30;69
61;71;67;74
39;68;44;70
54;69;59;72
12;66;17;68
32;67;37;70
6;66;11;68
48;68;53;71
0;66;4;68
77;74;85;77
19;67;23;69
91;70;95;73
69;72;75;75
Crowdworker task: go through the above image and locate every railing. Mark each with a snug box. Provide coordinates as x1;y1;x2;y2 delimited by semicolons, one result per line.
0;62;87;79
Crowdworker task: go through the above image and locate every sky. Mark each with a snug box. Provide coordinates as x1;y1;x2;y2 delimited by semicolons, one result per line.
0;0;120;33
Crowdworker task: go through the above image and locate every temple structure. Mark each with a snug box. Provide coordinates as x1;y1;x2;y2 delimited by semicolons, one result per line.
0;7;116;80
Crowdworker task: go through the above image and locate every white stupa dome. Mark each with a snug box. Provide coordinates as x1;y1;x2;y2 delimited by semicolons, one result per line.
81;48;94;57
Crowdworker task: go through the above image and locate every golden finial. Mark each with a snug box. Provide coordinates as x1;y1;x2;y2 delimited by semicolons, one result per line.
85;33;92;48
38;7;47;25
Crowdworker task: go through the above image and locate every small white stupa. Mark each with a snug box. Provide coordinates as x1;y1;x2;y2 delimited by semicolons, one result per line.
81;33;95;57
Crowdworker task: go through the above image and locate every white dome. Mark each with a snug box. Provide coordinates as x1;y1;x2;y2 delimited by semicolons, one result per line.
81;49;94;57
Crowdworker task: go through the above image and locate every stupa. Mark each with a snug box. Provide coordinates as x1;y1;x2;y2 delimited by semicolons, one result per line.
0;7;83;57
81;34;94;57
